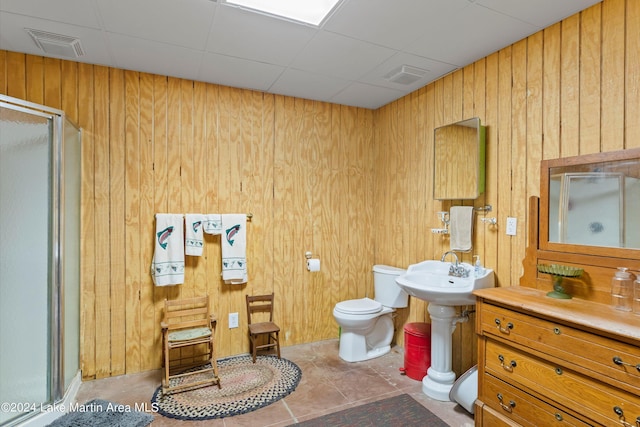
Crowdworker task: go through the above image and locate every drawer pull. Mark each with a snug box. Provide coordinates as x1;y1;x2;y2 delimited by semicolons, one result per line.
612;356;640;372
612;406;640;427
495;319;514;334
497;393;516;413
553;327;561;335
555;367;563;375
554;413;563;421
498;354;517;372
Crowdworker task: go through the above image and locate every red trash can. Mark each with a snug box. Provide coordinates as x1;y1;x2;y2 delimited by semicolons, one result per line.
400;322;431;381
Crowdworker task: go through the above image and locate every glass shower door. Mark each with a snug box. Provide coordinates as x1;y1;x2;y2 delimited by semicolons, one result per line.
63;116;81;391
0;105;53;425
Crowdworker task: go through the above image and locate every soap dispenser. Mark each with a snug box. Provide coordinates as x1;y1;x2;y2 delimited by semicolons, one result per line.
611;267;633;312
473;255;484;277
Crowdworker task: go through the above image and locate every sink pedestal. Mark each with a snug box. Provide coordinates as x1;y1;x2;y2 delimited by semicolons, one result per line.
422;303;466;401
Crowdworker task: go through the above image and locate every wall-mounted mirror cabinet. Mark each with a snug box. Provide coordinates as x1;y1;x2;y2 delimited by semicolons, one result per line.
540;147;640;258
433;117;486;200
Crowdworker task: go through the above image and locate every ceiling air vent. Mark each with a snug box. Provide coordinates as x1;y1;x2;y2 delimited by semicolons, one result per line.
25;28;85;58
384;65;428;85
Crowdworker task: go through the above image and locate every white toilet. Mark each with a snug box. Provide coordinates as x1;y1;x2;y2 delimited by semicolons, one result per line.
333;265;409;362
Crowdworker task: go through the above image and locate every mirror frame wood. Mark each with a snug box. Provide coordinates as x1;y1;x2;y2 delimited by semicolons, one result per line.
539;147;640;259
433;117;485;200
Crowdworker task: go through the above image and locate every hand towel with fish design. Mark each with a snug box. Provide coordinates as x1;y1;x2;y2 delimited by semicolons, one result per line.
151;213;185;286
221;214;247;284
185;213;205;256
203;214;223;235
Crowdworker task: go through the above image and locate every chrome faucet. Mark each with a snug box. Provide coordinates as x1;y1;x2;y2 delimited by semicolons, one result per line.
441;251;468;277
441;250;459;264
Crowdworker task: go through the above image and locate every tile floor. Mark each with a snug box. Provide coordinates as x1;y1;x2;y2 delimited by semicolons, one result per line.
75;340;474;426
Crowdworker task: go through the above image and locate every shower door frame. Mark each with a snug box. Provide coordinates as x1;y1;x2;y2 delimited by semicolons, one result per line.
0;94;80;425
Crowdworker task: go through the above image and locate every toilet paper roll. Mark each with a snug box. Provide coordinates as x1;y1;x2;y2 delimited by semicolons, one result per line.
307;258;320;272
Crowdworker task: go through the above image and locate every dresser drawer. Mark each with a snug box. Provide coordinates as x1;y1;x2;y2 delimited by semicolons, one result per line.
477;404;521;427
485;339;640;426
480;373;589;426
480;303;640;393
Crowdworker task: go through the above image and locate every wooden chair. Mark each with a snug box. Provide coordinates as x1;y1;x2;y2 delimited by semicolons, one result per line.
161;296;221;394
246;293;281;363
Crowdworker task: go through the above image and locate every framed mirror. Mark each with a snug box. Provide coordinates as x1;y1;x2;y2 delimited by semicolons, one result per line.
540;147;640;258
433;117;486;200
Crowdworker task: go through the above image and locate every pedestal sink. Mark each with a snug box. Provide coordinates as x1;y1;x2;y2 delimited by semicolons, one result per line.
395;260;494;401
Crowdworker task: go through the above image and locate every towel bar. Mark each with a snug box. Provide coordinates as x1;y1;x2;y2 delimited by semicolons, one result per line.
474;205;492;212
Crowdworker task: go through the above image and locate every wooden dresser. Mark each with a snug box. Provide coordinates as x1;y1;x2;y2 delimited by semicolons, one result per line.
474;286;640;427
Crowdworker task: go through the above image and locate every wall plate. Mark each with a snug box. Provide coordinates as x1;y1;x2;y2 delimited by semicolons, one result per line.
229;312;239;328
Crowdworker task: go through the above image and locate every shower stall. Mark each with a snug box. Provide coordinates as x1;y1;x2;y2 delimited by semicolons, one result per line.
0;94;81;426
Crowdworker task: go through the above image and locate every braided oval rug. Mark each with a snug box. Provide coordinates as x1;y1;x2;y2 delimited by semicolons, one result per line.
151;355;301;421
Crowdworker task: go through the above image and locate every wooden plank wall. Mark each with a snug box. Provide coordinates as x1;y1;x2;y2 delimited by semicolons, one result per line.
1;0;638;380
373;0;640;376
0;57;374;379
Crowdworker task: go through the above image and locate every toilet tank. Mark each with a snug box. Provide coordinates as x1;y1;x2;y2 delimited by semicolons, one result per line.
373;265;409;308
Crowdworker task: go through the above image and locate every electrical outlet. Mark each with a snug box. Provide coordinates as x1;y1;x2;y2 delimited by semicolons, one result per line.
229;312;239;329
506;217;517;236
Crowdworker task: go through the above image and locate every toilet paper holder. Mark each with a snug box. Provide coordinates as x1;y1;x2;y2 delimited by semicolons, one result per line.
305;252;321;272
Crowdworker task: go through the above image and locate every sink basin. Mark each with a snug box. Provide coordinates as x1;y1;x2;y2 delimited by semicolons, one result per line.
395;260;495;305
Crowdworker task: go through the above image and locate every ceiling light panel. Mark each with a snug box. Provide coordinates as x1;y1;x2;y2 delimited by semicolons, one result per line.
223;0;341;26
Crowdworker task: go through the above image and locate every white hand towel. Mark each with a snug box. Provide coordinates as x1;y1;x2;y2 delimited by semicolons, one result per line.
221;214;247;284
204;214;222;235
449;206;474;252
185;213;205;256
150;213;184;286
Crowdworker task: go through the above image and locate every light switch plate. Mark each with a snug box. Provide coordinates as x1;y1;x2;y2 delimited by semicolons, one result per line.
506;217;517;236
229;312;239;328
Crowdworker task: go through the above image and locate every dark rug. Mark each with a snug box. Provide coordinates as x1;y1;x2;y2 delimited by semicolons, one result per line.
46;399;153;427
151;354;302;420
289;394;449;427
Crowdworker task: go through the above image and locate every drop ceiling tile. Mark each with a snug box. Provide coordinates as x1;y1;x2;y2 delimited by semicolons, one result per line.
291;31;396;81
330;82;405;109
405;3;538;67
206;5;316;66
96;0;216;50
0;12;112;65
269;68;349;103
106;33;204;81
476;0;602;28
199;52;284;92
0;0;101;28
324;0;469;49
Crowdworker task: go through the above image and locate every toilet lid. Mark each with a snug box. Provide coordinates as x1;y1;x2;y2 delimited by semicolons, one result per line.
335;298;382;315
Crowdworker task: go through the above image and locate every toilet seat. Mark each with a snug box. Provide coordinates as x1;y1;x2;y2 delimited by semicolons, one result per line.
334;297;382;315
